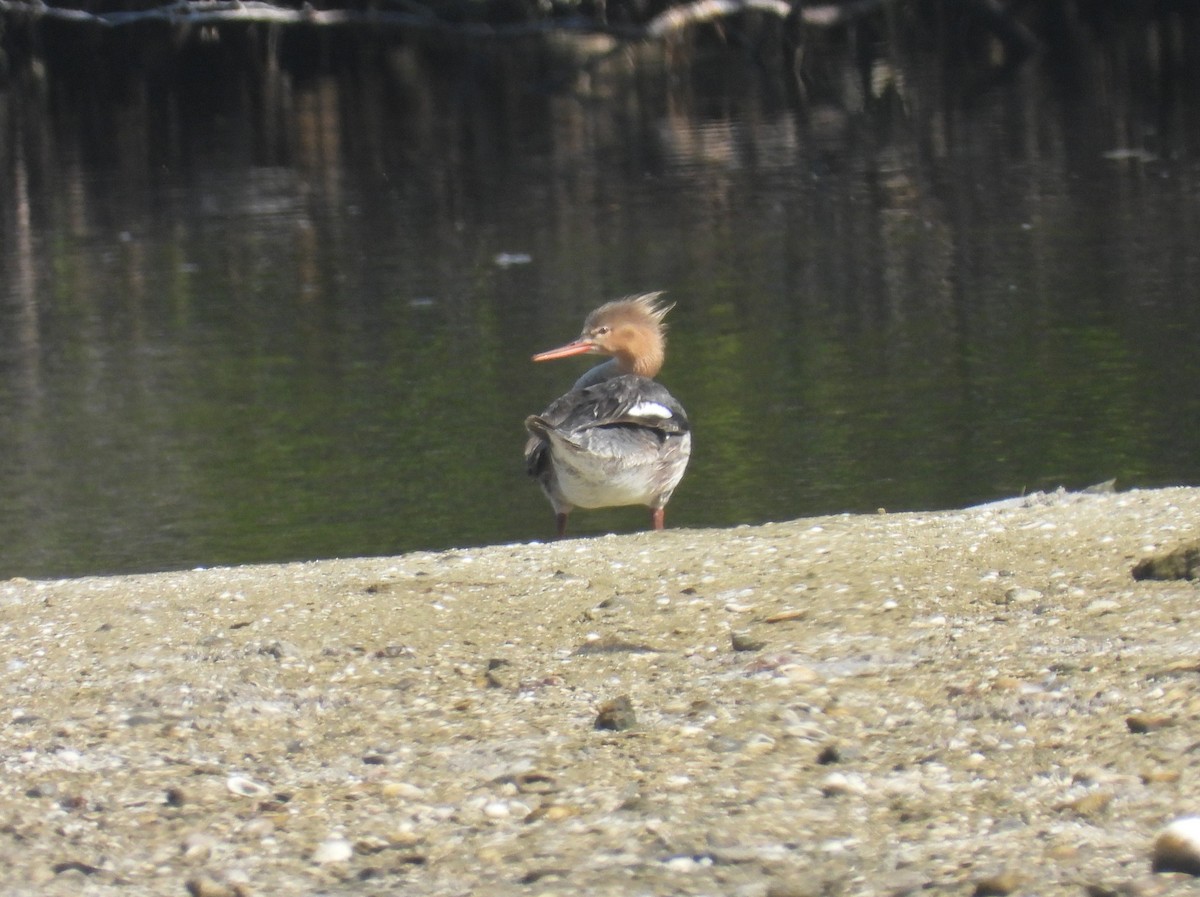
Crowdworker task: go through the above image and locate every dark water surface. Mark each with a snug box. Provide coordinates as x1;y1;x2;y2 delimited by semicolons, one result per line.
2;35;1200;578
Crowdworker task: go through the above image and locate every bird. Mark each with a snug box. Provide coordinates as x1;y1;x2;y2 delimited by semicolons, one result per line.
524;292;692;539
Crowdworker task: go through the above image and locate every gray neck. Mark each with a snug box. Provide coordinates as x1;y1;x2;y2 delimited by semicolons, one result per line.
573;358;623;390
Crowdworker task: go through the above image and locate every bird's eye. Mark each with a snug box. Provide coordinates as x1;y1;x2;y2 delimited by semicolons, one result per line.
595;326;611;336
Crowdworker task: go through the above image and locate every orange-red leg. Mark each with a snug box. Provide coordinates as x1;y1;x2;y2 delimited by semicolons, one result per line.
650;507;665;530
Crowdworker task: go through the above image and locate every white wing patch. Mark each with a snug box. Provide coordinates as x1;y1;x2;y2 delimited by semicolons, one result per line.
627;401;673;420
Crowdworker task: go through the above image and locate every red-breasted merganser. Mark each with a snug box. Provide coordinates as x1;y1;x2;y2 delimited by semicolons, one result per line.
525;292;692;539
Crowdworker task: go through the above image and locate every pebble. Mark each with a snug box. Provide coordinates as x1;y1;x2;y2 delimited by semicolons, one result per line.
780;663;819;683
185;877;241;897
662;854;713;872
972;871;1023;895
165;786;191;807
731;631;766;652
1003;587;1042;604
527;802;579;822
1127;714;1175;734
1060;791;1113;817
225;776;270;798
820;772;867;797
1141;768;1181;785
240;816;276;838
381;781;426;800
816;743;861;765
311;837;354;865
594;695;637;731
543;804;580;821
743;733;776;754
763;609;806;624
26;781;58;798
1132;540;1200;581
483;800;510;819
181;833;217;862
1152;817;1200;875
708;734;743;753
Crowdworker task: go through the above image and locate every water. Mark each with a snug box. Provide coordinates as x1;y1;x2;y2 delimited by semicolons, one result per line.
2;35;1199;579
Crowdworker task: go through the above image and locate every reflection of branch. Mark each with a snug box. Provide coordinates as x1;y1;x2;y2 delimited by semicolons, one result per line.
0;0;895;36
646;0;893;36
965;0;1037;62
795;1;892;27
11;143;41;400
646;0;791;38
0;0;448;28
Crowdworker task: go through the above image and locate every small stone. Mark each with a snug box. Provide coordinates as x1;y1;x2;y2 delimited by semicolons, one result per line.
240;816;276;838
52;860;101;876
663;854;712;872
574;637;657;655
1047;844;1079;861
181;833;216;862
526;802;579;822
1003;587;1042;604
165;787;191;807
731;631;766;652
258;639;303;659
373;644;413;658
312;837;354;865
1086;599;1121;615
226;776;270;799
744;733;776;754
820;772;866;797
543;804;580;821
708;735;743;753
26;781;58;798
381;781;426;800
1060;791;1113;817
519;867;572;885
1152;817;1200;875
594;695;637;731
185;877;237;897
483;657;511;689
972;871;1023;896
764;609;806;624
483;801;510;819
510;772;557;794
382;829;424;848
781;663;819;683
1141;768;1181;785
1084;881;1160;897
1133;541;1200;581
816;744;842;765
1127;714;1175;734
354;834;392;855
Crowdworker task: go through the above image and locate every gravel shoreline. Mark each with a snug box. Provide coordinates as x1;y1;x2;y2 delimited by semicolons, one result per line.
2;487;1199;896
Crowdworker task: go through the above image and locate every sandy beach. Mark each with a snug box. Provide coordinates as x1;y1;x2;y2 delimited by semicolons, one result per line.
2;486;1199;896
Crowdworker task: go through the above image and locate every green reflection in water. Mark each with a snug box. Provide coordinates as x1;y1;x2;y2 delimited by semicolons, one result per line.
3;44;1200;578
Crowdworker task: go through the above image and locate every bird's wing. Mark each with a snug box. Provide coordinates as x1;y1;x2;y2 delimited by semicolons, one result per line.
537;375;690;437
